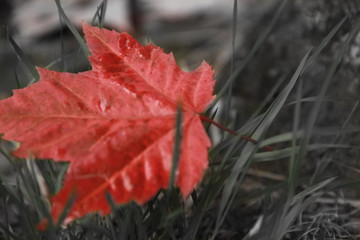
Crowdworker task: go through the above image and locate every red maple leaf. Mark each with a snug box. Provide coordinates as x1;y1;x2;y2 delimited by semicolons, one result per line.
0;23;215;225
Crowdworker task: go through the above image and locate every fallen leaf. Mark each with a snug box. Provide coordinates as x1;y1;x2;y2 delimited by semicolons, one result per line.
0;23;215;225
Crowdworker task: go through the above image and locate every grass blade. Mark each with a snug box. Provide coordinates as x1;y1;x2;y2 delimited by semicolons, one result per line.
211;50;311;239
91;0;108;28
54;0;90;57
7;33;39;83
253;143;359;162
288;75;303;196
261;125;360;146
297;14;360;182
210;0;289;108
168;106;183;192
291;177;335;205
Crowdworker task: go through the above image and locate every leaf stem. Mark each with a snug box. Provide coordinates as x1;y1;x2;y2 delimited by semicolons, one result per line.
199;115;273;152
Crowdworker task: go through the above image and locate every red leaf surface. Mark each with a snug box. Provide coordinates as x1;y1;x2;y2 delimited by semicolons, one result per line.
0;23;215;224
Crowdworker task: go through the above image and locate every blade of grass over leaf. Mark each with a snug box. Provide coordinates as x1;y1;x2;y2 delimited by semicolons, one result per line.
104;192;117;214
168;107;183;192
27;160;41;195
210;0;288;108
36;160;58;195
7;33;39;83
53;193;77;229
54;0;90;57
211;50;310;239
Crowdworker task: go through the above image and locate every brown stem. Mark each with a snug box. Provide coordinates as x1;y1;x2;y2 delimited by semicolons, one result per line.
199;115;273;152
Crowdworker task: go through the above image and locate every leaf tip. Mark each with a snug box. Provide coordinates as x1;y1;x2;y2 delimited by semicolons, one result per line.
81;21;91;32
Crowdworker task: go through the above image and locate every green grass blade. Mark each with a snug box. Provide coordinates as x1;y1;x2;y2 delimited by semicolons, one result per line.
91;0;108;28
253;143;359;162
211;50;310;239
280;18;349;188
210;0;288;107
0;178;12;240
54;0;90;57
231;0;237;75
13;70;21;89
250;73;288;120
7;33;39;83
342;100;359;128
302;15;360;157
221;0;238;128
288;76;303;196
253;50;310;140
17;188;39;239
261;125;360;146
57;11;66;72
99;0;108;29
247;18;357;238
305;16;347;67
184;170;229;240
291;177;335;205
55;164;69;194
20;164;52;225
209;113;263;156
168;106;183;192
286;96;350;105
297;15;360;181
54;193;77;228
